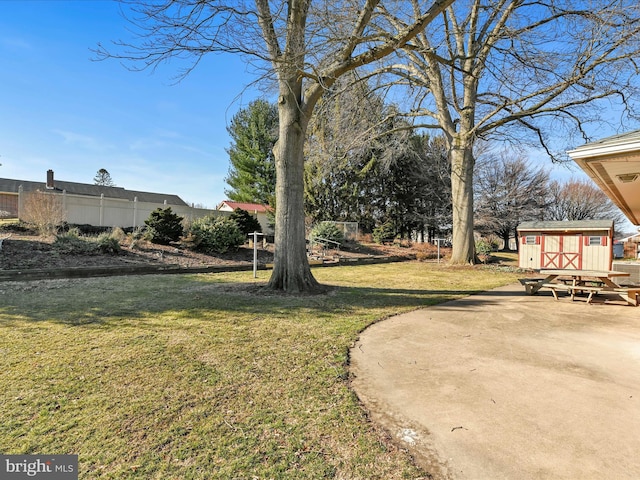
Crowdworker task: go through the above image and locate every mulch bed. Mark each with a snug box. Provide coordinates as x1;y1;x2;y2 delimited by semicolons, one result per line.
0;234;417;276
0;235;272;271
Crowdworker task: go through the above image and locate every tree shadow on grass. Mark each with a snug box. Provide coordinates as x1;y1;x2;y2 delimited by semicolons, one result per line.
0;275;523;328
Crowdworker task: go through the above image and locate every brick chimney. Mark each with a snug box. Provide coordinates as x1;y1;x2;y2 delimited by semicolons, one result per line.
46;169;54;189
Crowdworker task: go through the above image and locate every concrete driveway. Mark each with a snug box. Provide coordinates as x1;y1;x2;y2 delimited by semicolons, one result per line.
350;284;640;479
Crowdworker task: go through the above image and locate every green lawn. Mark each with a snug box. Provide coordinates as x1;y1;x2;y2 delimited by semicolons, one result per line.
0;261;522;479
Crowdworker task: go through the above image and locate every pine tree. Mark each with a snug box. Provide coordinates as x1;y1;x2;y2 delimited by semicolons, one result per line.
94;168;115;187
224;100;277;206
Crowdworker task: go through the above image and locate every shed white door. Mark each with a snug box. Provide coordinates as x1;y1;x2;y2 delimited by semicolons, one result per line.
541;234;582;269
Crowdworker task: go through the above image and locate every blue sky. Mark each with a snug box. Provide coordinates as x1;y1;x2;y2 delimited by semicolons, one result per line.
0;0;260;208
0;0;636;232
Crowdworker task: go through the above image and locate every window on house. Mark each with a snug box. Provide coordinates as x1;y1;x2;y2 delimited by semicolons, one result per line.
588;236;601;246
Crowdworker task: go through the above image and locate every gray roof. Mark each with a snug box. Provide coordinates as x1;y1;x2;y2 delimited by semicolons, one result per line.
0;177;188;206
517;220;614;231
575;129;640;149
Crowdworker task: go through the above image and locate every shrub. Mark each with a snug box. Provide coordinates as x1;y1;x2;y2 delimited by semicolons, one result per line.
53;228;123;255
96;232;121;254
309;222;344;246
131;226;145;240
127;226;147;250
414;242;449;262
475;237;499;263
144;207;184;245
53;228;95;254
372;222;396;244
187;215;245;254
109;227;126;242
21;191;66;236
0;221;35;235
229;208;262;236
65;224;111;236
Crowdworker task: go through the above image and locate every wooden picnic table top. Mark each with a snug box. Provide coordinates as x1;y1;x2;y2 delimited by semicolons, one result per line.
527;269;638;305
539;269;630;278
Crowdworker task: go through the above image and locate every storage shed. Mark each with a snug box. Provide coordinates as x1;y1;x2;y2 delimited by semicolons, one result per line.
518;220;614;271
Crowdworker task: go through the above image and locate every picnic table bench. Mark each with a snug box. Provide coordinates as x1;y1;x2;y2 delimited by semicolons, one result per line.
523;269;639;306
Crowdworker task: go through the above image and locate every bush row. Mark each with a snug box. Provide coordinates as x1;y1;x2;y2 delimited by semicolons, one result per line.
3;207;262;256
143;207;261;253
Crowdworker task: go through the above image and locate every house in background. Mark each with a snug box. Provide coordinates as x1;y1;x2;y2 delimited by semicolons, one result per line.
0;169;214;228
518;220;614;271
216;200;273;234
617;232;640;259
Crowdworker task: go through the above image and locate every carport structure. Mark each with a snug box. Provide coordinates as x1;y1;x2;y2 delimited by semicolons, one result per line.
568;129;640;226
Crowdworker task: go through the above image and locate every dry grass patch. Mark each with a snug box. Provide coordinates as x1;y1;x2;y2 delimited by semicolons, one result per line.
0;262;522;479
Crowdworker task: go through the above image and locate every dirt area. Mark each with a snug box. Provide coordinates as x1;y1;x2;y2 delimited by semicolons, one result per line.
0;233;423;272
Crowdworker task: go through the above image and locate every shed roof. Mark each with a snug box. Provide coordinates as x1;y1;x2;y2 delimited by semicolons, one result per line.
0;177;188;206
517;220;614;232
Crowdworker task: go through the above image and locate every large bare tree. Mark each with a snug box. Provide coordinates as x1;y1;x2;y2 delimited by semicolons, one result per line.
545;177;627;226
96;0;453;292
380;0;640;263
474;152;549;250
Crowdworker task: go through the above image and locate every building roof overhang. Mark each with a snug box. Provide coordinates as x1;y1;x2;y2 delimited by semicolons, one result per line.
567;130;640;225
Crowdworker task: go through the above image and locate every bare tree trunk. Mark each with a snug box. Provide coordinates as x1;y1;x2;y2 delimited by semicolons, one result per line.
502;231;510;251
267;83;322;293
449;143;476;264
96;0;455;293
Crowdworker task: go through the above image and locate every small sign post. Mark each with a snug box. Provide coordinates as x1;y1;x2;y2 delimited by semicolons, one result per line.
249;231;264;278
434;238;446;263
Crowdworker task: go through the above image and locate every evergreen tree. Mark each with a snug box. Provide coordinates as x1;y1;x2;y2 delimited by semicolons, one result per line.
304;77;391;232
305;77;451;239
229;208;262;235
384;133;452;242
144;207;184;245
94;168;116;187
225;100;278;206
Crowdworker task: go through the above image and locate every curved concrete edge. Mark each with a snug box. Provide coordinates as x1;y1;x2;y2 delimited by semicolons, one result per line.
350;283;640;479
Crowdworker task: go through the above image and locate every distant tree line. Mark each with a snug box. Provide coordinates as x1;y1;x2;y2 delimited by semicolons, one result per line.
225;83;453;242
226;95;627;248
474;152;628;250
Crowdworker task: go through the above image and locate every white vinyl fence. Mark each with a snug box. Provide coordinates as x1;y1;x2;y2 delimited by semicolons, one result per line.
17;187;228;229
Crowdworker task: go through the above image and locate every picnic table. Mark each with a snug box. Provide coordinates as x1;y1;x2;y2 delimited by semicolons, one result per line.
524;269;639;306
